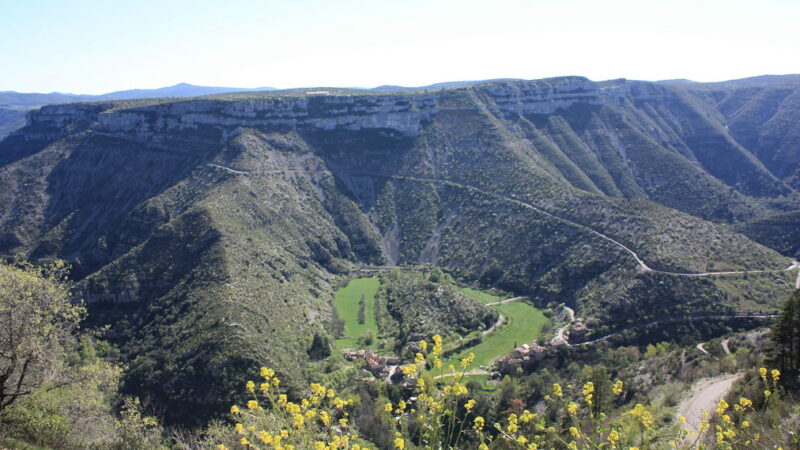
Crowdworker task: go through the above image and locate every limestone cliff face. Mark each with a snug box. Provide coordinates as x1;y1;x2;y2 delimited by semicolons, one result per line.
28;77;646;139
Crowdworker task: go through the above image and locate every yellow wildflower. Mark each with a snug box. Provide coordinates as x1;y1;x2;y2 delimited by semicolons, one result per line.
246;380;255;393
771;369;780;381
258;431;273;444
230;405;240;414
453;383;469;396
608;429;620;448
630;404;654;429
739;397;752;408
247;400;259;410
217;445;228;450
240;437;249;446
764;389;772;398
401;364;417;376
384;402;393;413
612;380;624;395
310;383;326;396
419;340;428;352
415;353;425;364
527;444;538;450
742;420;750;428
465;399;476;411
569;426;580;437
235;423;244;434
716;399;728;415
473;416;485;431
260;367;275;379
759;367;767;380
517;436;528;445
320;411;331;426
285;402;301;414
292;413;304;429
567;402;578;415
553;383;563;397
277;394;287;406
520;410;535;423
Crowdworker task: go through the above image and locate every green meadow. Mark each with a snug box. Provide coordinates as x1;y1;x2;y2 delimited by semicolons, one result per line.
333;277;380;349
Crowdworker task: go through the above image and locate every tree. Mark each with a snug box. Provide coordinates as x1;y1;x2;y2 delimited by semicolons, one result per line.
0;261;84;412
770;289;800;380
357;294;366;325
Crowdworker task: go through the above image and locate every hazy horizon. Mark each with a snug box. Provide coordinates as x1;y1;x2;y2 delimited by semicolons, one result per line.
2;0;799;94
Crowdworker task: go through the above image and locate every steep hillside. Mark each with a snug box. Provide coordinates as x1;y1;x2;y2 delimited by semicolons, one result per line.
0;76;797;422
734;210;800;259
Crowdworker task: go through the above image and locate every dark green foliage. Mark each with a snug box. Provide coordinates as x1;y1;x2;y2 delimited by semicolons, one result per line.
735;210;800;258
770;290;800;379
357;294;366;325
375;271;498;344
307;333;331;360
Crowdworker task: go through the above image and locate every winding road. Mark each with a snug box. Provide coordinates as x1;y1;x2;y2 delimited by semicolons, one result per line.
721;338;731;355
208;164;800;282
551;306;575;345
485;296;527;306
571;313;777;346
348;172;800;279
676;373;743;435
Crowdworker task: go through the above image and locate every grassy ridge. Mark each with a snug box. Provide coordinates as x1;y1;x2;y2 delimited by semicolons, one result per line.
333;277;380;349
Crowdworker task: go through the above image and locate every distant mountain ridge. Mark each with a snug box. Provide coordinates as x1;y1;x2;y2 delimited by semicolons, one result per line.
0;82;277;105
0;83;277;139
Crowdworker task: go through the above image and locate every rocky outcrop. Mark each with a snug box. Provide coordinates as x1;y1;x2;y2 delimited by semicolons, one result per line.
27;77;658;140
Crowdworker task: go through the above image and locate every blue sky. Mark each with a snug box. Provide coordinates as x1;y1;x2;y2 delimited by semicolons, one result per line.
1;0;799;94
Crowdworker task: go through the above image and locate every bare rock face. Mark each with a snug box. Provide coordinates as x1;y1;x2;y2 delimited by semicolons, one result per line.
29;77;637;140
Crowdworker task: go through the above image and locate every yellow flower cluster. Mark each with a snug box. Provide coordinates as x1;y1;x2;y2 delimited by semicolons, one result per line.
582;382;594;406
224;345;789;450
223;367;360;449
629;403;654;430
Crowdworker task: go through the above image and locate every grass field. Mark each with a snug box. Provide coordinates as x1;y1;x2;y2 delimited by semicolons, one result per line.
333;277;380;349
443;288;548;373
456;286;504;304
333;278;548;377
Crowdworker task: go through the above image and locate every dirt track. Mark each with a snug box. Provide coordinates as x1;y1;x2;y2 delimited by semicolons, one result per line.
675;373;743;433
